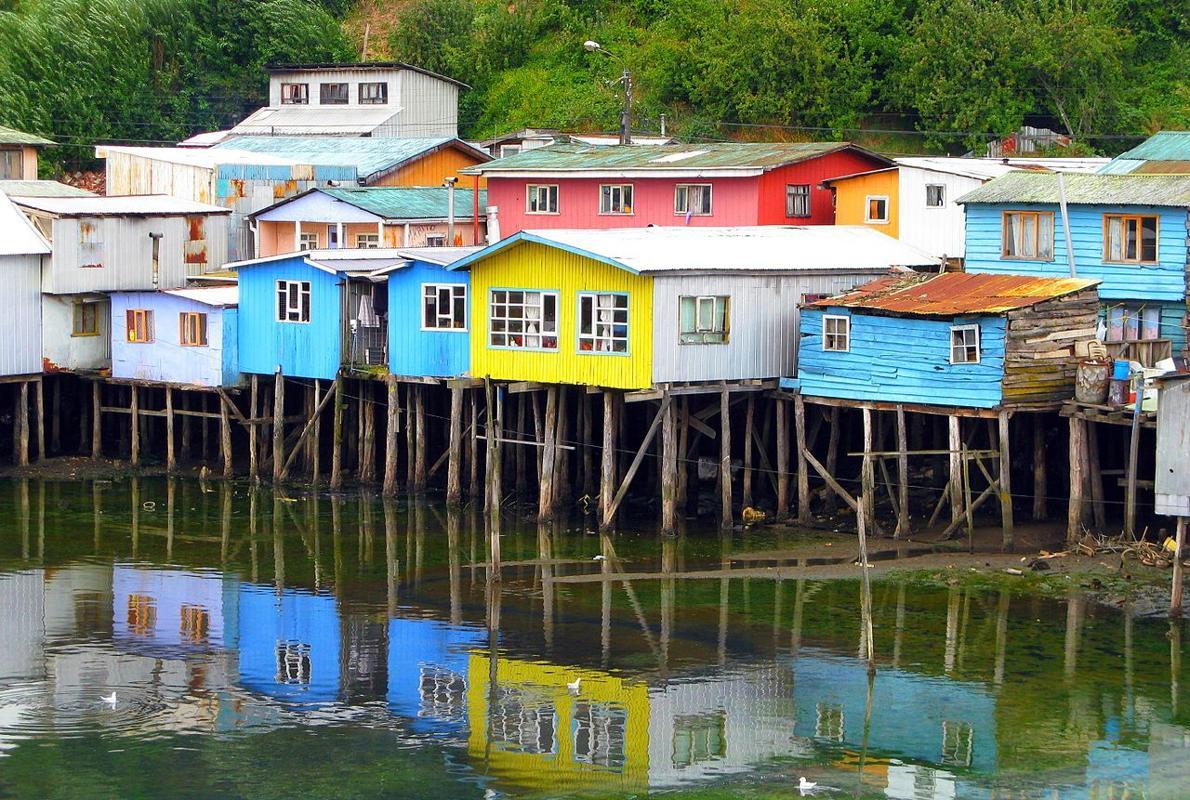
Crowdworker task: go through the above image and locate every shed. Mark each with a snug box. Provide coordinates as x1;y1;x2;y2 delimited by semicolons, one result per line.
448;226;938;390
796;272;1101;408
0;190;51;377
0;125;53;181
110;285;240;388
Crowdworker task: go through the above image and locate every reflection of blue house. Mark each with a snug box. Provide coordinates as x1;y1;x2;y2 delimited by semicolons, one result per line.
112;566;238;656
238;584;340;706
790;649;997;773
386;617;485;735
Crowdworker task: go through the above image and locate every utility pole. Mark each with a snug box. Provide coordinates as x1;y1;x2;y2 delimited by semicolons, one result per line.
620;68;632;145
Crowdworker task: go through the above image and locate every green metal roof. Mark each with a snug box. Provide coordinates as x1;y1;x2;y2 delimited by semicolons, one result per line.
0;180;93;198
319;186;486;219
0;125;54;146
1099;132;1190;175
956;171;1190;207
212;136;488;182
465;141;890;174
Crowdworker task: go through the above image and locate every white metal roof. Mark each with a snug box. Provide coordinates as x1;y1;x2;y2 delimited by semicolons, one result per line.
96;144;305;169
12;194;231;218
229;106;397;136
458;226;939;275
177;130;233;148
0;191;50;256
162;286;239;307
894;158;1023;181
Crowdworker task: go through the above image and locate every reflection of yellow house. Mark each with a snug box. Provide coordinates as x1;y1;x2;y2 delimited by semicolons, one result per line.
466;655;651;795
823;168;900;238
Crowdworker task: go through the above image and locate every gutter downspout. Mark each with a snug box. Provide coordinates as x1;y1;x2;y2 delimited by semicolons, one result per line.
1057;173;1077;277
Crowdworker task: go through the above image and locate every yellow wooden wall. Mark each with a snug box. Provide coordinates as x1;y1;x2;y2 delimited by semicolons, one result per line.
832;169;900;238
373;146;488;188
468;241;654;390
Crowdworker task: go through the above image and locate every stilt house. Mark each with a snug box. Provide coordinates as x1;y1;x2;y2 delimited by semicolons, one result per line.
0;191;50;378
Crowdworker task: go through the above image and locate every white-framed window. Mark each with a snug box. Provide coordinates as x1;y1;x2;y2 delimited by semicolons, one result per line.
674;184;712;216
72;301;99;337
179;311;208;347
499;144;522;158
489;289;558;350
926;184;946;208
358;81;388;105
1002;210;1054;260
526;184;559;214
126;309;154;343
599;184;633;215
577;292;629;354
298;231;318;251
280;82;308;104
276;641;311;685
319;82;349;104
823;315;850;352
950;324;980;364
423;283;467;330
786;184;811;217
864;195;889;224
679;295;729;344
425;233;447;247
277;280;311;323
356;233;380;249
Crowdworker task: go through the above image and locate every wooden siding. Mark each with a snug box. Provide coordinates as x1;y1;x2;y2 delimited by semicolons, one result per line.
756;149;889;225
1002;287;1099;404
0;254;42;376
468;241;653;389
798;308;1007;408
237;256;343;380
110;292;239;387
258;219;482;255
42;295;110;372
374;146;487;188
831;170;900;238
388;260;470;378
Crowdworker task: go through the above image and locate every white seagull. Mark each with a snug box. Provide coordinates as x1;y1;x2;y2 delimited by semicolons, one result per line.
592;555;607;561
101;692;118;708
566;678;581;694
798;777;817;795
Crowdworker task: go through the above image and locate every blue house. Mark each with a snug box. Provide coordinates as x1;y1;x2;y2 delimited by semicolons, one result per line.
110;286;240;387
380;246;479;378
958;172;1190;362
237;584;340;706
796;272;1100;409
232;249;407;380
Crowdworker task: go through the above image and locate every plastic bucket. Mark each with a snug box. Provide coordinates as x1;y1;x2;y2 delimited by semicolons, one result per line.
1112;359;1131;381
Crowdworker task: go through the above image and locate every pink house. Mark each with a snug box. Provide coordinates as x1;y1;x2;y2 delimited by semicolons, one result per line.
463;141;892;239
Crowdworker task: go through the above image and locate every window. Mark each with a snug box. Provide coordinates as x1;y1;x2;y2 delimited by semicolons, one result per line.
127;594;156;636
499;144;522;158
425;233;446;247
950;325;980;364
926;184;946;208
1107;305;1161;341
358;81;388;104
573;702;628;771
1002;210;1054;260
72;301;99;337
0;149;19;180
79;219;102;267
179;604;210;644
865;195;889;224
786;184;811;217
280;82;308;104
1104;214;1158;263
126;309;154;343
179;311;208;347
674;184;712;216
941;720;974;768
489;289;558;350
277;280;311;323
672;711;727;768
490;686;557;755
679;295;729;344
599;184;634;215
815;703;844;741
320;82;349;104
823;315;850;352
299;231;318;251
423;284;467;330
419;665;468;723
578;293;629;353
526;184;559;214
356;232;380;249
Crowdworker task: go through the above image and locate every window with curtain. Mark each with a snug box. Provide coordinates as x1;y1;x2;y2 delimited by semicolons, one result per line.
126;309;154;343
599;184;633;215
179;312;208;346
674;184;712;216
489;290;558;349
1002;211;1054;259
577;292;629;353
1104;214;1158;263
786;184;811;217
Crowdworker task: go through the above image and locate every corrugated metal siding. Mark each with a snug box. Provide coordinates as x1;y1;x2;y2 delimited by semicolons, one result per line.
469;241;653;389
649;272;878;384
237;257;342;380
0;254;43;375
0;570;45;682
797;308;1006;408
388;260;470;378
964;203;1187;302
110;292;231;387
42;295;110;372
897;168;985;259
391;70;458;138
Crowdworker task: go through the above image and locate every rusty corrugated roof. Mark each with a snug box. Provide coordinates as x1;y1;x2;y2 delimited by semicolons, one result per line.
809;272;1099;317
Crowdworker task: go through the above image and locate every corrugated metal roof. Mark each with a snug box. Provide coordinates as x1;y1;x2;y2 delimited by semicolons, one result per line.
177;130;232;147
0;191;51;256
1112;132;1190;162
371;246;483;273
316;187;486;220
0;125;53;146
229;106;396;137
96;144;310;169
466;141;890;175
451;226;938;275
810;272;1099;317
956;172;1190;206
215;136;488;181
13;194;232;218
162;286;239;307
0;180;94;198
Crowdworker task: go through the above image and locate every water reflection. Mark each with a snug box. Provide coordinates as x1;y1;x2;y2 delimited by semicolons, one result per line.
0;477;1186;799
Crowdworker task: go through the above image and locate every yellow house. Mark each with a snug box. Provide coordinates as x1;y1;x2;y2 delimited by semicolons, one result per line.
823;166;900;238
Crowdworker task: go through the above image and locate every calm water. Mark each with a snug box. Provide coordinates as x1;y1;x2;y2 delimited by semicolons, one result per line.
0;478;1187;799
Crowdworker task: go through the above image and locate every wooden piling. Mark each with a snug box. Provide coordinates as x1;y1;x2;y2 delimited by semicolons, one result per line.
742;396;755;510
413;386;427;491
793;396;807;522
33;379;44;462
405;384;415;487
248;375;259;481
330;376;344;490
554;387;570;506
998;411;1014;550
1171;516;1185;617
824;407;840;514
272;369;284;482
16;381;29;466
468;392;479;497
91;382;102;460
1032;414;1047;521
676;397;689;508
861;408;875;535
661;393;677;535
514;393;527;495
360;383;376;482
719;387;732;530
129;385;140;467
1087;420;1107;530
1124;403;1142;538
538;387;559;520
447;383;464;504
312;379;322;483
582;393;595;499
50;378;60;455
383;376;399;496
220;391;232;478
896;405;910;538
948;415;962;528
600;391;618;529
1067;415;1086;543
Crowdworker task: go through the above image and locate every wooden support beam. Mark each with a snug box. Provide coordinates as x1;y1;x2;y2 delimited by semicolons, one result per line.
861;408;876;536
794;396;809;522
998;411;1014;550
1171;517;1185;618
742;396;755;510
1032;414;1047;521
776;398;791;517
311;380;322;484
272;370;284;482
896;405;910;538
130;385;140;467
720;388;732;530
824;406;840;514
676;397;689;507
50;378;60;455
599;392;618;529
165;387;176;472
1067;415;1086;544
413;385;426;491
384;376;399;496
220;389;232;478
468;392;479;497
33;378;44;462
360;383;376;482
538;386;559;521
280;382;338;480
248;376;259;482
661;393;677;535
1124;395;1142;538
447;383;464;505
948;415;962;528
330;376;344;490
16;381;29;466
91;382;101;460
602;396;670;530
803;448;860;514
405;383;415;488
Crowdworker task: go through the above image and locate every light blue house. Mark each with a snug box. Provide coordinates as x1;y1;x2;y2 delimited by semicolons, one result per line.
110;286;240;387
796;272;1100;409
958;172;1190;360
232;249;408;380
237;584;340;706
386;616;485;736
381;246;479;378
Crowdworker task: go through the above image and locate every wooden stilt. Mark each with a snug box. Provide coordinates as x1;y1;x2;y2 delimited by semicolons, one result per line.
330;376;344;490
33;379;44;462
948;415;962;527
515;393;527;495
468;392;479;497
1124;403;1142;538
538;387;559;521
719;388;732;530
272;369;284;482
220;390;232;478
383;376;399;496
998;411;1014;550
1087;420;1107;531
742;396;755;510
201;392;211;463
532;391;544;482
554;387;570;506
896;405;910;538
165;387;176;471
603;396;670;529
1067;415;1086;543
861;408;875;536
78;383;88;456
50;378;60;455
312;379;322;484
1171;516;1185;617
824;407;840;514
794;396;809;523
129;385;139;467
16;381;29;466
447;383;464;504
1032;414;1047;521
599;391;618;529
179;392;191;462
582;392;595;499
248;375;259;482
676;397;688;508
413;386;427;491
91;382;101;459
405;384;415;487
661;393;677;535
360;382;376;482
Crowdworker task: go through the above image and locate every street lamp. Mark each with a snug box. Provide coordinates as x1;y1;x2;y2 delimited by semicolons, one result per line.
584;39;632;145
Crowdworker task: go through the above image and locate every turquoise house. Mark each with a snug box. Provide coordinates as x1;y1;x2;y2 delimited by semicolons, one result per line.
958;172;1190;361
796;272;1100;409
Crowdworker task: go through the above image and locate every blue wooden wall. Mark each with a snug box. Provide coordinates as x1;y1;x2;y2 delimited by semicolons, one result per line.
387;259;470;378
237;256;343;380
797;308;1006;408
110;292;239;387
